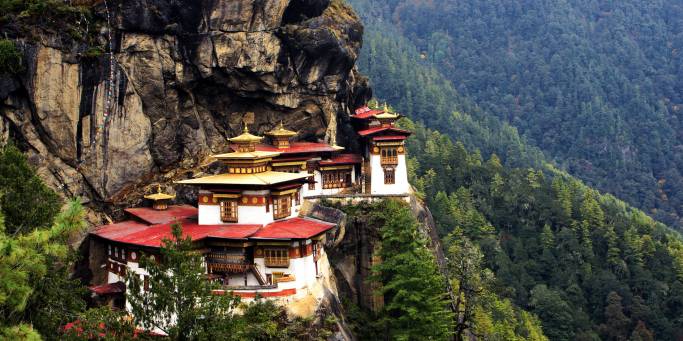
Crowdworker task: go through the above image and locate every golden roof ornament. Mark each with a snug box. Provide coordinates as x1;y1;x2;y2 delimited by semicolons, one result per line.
144;184;175;201
374;112;399;119
265;121;297;137
229;122;263;143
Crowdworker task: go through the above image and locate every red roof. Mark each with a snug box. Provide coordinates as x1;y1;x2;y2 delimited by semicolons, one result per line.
93;217;261;247
372;135;408;141
91;216;334;247
319;153;362;166
92;220;151;241
357;126;411;137
125;205;197;225
89;281;125;295
230;142;339;155
352;107;384;119
252;217;335;239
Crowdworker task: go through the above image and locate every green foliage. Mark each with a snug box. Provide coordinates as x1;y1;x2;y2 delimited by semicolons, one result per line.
127;222;242;340
0;143;61;235
445;230;546;341
0;200;87;338
350;0;683;229
0;0;100;54
0;39;23;75
237;299;335;340
403;120;683;339
61;307;137;340
22;251;87;339
345;200;454;340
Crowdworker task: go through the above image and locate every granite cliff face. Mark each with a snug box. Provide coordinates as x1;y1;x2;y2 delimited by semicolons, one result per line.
0;0;370;219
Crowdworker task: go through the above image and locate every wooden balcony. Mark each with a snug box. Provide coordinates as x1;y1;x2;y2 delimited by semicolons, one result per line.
264;258;290;268
206;252;246;264
380;156;398;165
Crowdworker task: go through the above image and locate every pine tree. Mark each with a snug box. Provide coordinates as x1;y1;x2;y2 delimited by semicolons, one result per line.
629;321;654;341
0;144;61;235
127;222;241;339
598;291;631;341
0;200;86;338
372;200;453;340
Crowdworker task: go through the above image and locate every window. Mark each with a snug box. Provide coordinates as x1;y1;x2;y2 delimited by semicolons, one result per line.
384;168;395;184
273;195;292;219
322;170;352;189
220;200;238;222
380;147;398;165
264;249;290;267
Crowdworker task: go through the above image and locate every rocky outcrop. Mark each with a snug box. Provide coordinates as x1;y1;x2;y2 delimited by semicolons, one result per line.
0;0;370;221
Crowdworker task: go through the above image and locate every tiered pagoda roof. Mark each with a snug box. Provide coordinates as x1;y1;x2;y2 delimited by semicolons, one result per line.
318;153;362;166
92;206;335;247
265;121;297;138
357;126;411;137
176;171;308;186
240;142;343;155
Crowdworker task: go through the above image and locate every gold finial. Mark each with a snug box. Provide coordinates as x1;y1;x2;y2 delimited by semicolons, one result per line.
242;121;249;134
383;102;389;112
157;184;162;193
278;120;285;129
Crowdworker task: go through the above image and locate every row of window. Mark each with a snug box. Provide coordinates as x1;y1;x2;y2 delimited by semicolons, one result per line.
380;147;399;165
219;195;295;222
321;170;353;189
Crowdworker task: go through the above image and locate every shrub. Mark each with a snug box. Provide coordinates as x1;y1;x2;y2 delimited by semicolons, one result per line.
0;39;23;75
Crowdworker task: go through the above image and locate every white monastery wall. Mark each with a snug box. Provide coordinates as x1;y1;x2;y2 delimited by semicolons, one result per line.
370;154;410;195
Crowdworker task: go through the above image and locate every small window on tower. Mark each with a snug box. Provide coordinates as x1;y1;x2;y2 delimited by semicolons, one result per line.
220;200;238;222
384;168;395;184
273;195;292;219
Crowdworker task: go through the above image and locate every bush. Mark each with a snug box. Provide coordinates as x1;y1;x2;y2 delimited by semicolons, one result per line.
0;39;23;75
0;143;61;234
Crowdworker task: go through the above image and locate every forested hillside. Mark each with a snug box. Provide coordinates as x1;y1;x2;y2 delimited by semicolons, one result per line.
402;119;683;340
349;0;683;229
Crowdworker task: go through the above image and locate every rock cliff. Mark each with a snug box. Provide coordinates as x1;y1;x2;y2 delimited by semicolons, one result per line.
0;0;370;220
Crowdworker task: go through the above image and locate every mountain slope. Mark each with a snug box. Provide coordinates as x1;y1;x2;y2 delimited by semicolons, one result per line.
349;0;683;229
402;119;683;340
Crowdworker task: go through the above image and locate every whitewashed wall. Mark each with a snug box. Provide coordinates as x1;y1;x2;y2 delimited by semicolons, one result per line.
370;154;409;195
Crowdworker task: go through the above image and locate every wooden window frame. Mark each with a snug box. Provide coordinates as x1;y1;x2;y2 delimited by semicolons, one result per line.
264;249;290;268
219;199;238;223
322;169;352;189
384;167;396;184
380;147;398;165
273;195;292;220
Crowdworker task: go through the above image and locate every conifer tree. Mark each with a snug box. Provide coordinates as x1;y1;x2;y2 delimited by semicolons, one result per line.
0;200;86;339
599;292;631;341
127;222;241;340
0;144;61;235
372;200;453;340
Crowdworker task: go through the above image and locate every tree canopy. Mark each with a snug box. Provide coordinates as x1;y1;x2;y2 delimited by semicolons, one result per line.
403;119;683;340
349;0;683;230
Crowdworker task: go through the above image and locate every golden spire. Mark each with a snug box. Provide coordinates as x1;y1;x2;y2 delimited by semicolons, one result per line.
265;120;297;137
144;184;175;201
383;102;389;112
229;122;263;144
